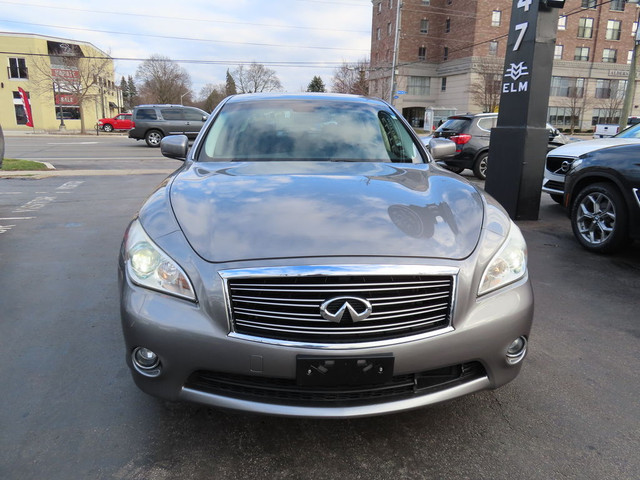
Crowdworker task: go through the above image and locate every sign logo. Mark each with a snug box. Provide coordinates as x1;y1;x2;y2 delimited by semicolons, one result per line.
505;62;529;81
320;297;373;323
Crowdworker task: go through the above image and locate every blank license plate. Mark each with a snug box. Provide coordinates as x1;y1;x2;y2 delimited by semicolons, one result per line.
296;355;394;386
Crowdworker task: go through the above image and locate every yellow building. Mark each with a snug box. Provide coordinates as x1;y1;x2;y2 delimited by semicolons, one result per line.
1;32;121;133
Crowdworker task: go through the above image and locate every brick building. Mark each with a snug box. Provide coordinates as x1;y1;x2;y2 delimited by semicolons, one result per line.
369;0;640;131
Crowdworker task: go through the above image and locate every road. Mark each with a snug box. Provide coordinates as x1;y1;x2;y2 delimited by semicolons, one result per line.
1;135;639;480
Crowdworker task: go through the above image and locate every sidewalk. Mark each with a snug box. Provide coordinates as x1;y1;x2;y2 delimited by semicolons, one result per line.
1;168;174;178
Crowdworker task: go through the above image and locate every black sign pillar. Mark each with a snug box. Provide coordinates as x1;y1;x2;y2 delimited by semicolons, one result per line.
484;0;562;220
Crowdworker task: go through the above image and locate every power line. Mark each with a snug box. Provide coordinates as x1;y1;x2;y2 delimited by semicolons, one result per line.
0;0;370;34
0;20;370;52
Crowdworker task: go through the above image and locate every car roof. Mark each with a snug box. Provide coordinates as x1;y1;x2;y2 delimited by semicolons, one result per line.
223;92;389;107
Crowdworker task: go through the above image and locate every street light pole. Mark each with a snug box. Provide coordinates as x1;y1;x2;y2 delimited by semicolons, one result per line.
620;2;640;130
389;0;402;105
180;92;188;105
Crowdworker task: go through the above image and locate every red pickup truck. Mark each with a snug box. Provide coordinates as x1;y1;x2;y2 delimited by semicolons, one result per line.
98;113;133;132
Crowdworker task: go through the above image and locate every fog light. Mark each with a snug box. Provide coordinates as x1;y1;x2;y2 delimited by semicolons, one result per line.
506;336;528;365
132;347;161;376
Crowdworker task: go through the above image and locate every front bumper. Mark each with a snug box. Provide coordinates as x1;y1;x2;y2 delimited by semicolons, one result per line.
119;263;533;418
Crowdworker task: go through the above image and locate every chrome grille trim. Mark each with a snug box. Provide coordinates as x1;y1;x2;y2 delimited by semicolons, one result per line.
220;265;458;348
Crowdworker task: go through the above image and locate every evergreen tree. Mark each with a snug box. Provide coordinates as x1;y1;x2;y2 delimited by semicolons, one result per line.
120;76;129;111
225;69;237;96
307;76;326;92
127;75;138;106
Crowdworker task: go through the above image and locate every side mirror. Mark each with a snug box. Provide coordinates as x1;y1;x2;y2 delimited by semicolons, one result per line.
427;137;456;159
160;135;189;161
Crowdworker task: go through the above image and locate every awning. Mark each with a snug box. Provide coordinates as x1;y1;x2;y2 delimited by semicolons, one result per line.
109;101;118;109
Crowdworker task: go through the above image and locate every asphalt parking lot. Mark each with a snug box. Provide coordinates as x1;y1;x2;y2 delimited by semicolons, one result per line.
1;134;638;480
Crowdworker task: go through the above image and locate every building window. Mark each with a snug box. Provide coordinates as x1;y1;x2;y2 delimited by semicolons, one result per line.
558;16;567;30
548;106;581;127
445;18;451;33
582;0;597;8
592;108;620;125
443;47;449;60
629;50;634;64
420;19;429;34
441;77;447;92
389;0;393;8
634;22;638;37
610;0;625;11
12;90;29;124
492;11;502;27
602;48;617;63
418;46;426;61
407;76;430;95
574;47;590;61
554;45;564;60
8;57;28;79
606;20;621;40
422;0;430;5
595;79;612;99
377;2;382;14
377;28;381;40
489;41;498;56
578;18;594;38
388;22;392;35
550;77;585;97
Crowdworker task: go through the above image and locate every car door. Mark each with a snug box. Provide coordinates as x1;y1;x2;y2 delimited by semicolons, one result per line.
115;114;133;129
183;107;208;138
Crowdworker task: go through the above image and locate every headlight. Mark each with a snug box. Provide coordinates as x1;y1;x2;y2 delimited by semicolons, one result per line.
125;219;196;301
478;222;528;296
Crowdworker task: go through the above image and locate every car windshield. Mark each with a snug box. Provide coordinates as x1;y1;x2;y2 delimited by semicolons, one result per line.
615;123;640;138
196;99;423;163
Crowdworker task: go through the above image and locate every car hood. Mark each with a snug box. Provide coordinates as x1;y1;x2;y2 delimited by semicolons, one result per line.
548;137;640;157
169;162;485;263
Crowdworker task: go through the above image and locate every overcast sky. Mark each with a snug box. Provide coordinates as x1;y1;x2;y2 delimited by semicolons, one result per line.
0;0;373;95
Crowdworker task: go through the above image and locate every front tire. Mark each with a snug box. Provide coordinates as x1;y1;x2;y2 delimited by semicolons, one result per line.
473;152;488;180
570;182;628;253
145;130;163;148
550;193;564;204
103;124;114;132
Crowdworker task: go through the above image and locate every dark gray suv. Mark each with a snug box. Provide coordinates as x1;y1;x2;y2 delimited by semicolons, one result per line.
128;104;208;147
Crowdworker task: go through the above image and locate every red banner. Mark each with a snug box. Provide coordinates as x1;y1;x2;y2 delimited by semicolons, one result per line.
55;94;79;105
51;67;80;80
18;87;34;127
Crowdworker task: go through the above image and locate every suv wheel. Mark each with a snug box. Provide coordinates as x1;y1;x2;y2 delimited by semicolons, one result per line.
550;194;564;204
145;130;163;148
473;152;488;180
571;182;628;253
103;124;113;132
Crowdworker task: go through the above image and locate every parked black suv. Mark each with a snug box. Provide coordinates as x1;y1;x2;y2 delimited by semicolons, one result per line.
129;104;209;147
563;143;640;253
432;113;568;180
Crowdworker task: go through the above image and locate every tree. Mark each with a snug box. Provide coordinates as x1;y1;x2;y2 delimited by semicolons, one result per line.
127;75;138;107
307;76;326;92
469;58;503;113
30;50;113;134
331;59;369;95
120;76;130;111
199;83;226;112
135;55;192;104
231;63;282;93
225;69;237;96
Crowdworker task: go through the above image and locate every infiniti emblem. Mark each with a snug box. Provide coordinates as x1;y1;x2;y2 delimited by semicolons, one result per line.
320;297;373;323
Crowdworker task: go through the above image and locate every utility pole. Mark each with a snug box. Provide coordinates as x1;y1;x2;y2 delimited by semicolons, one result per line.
389;0;402;105
619;2;640;130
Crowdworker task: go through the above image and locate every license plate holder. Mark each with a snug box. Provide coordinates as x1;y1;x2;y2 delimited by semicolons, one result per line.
296;355;394;386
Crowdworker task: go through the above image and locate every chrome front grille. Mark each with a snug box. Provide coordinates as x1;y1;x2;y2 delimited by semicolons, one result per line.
546;155;576;175
223;267;456;344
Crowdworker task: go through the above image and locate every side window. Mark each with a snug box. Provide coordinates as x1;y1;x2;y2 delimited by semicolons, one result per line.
136;108;157;120
378;111;422;163
476;117;494;132
160;109;184;120
184;108;205;121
